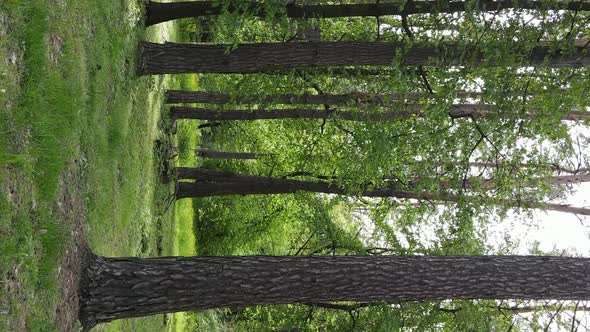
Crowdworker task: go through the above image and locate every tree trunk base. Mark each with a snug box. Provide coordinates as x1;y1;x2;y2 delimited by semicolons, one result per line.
78;247;100;332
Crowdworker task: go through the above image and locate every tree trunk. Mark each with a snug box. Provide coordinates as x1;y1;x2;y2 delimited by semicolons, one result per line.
470;162;590;175
195;148;261;160
145;1;218;26
447;174;590;190
164;90;481;105
546;173;590;186
145;1;590;26
170;105;425;121
139;41;590;75
79;250;590;330
271;67;398;77
500;304;590;314
176;167;348;197
169;105;589;122
175;168;590;215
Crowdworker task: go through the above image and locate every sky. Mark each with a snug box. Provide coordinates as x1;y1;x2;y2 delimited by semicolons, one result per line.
488;123;590;256
490;184;590;256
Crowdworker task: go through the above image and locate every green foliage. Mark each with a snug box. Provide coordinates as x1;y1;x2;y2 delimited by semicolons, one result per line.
177;3;590;330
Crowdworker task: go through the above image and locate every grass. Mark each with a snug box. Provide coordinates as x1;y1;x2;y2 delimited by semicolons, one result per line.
0;0;233;330
0;0;200;331
173;199;198;257
0;0;80;329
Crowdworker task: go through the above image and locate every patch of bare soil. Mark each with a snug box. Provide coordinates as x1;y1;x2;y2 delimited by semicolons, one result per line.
1;167;31;331
48;34;64;65
55;159;87;332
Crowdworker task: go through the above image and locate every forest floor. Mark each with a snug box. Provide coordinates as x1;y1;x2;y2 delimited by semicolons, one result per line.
0;0;199;331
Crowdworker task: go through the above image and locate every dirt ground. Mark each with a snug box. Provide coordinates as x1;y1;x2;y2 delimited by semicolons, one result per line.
55;159;87;332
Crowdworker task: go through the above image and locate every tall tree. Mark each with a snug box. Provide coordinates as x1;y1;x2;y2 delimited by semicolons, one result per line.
469;162;590;175
174;168;590;215
169;105;589;122
145;1;590;26
192;149;589;169
139;41;590;75
79;251;590;330
164;90;481;105
434;173;590;189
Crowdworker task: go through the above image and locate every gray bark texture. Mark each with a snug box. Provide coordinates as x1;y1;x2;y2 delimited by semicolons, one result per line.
164;90;481;105
175;168;590;215
169;105;589;122
145;1;590;26
139;41;590;75
79;251;590;330
170;105;426;121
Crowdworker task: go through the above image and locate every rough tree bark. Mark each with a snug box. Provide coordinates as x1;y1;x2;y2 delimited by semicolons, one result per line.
175;168;590;215
170;105;427;121
164;90;481;105
139;41;590;75
169;105;590;122
145;1;590;26
79;251;590;330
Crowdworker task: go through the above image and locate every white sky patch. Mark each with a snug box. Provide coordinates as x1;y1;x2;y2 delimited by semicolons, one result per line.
487;196;590;256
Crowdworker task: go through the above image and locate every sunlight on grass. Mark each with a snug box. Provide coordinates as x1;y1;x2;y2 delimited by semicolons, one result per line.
173;199;197;256
167;198;196;332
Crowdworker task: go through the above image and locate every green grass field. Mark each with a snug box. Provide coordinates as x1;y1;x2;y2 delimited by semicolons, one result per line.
0;0;200;331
